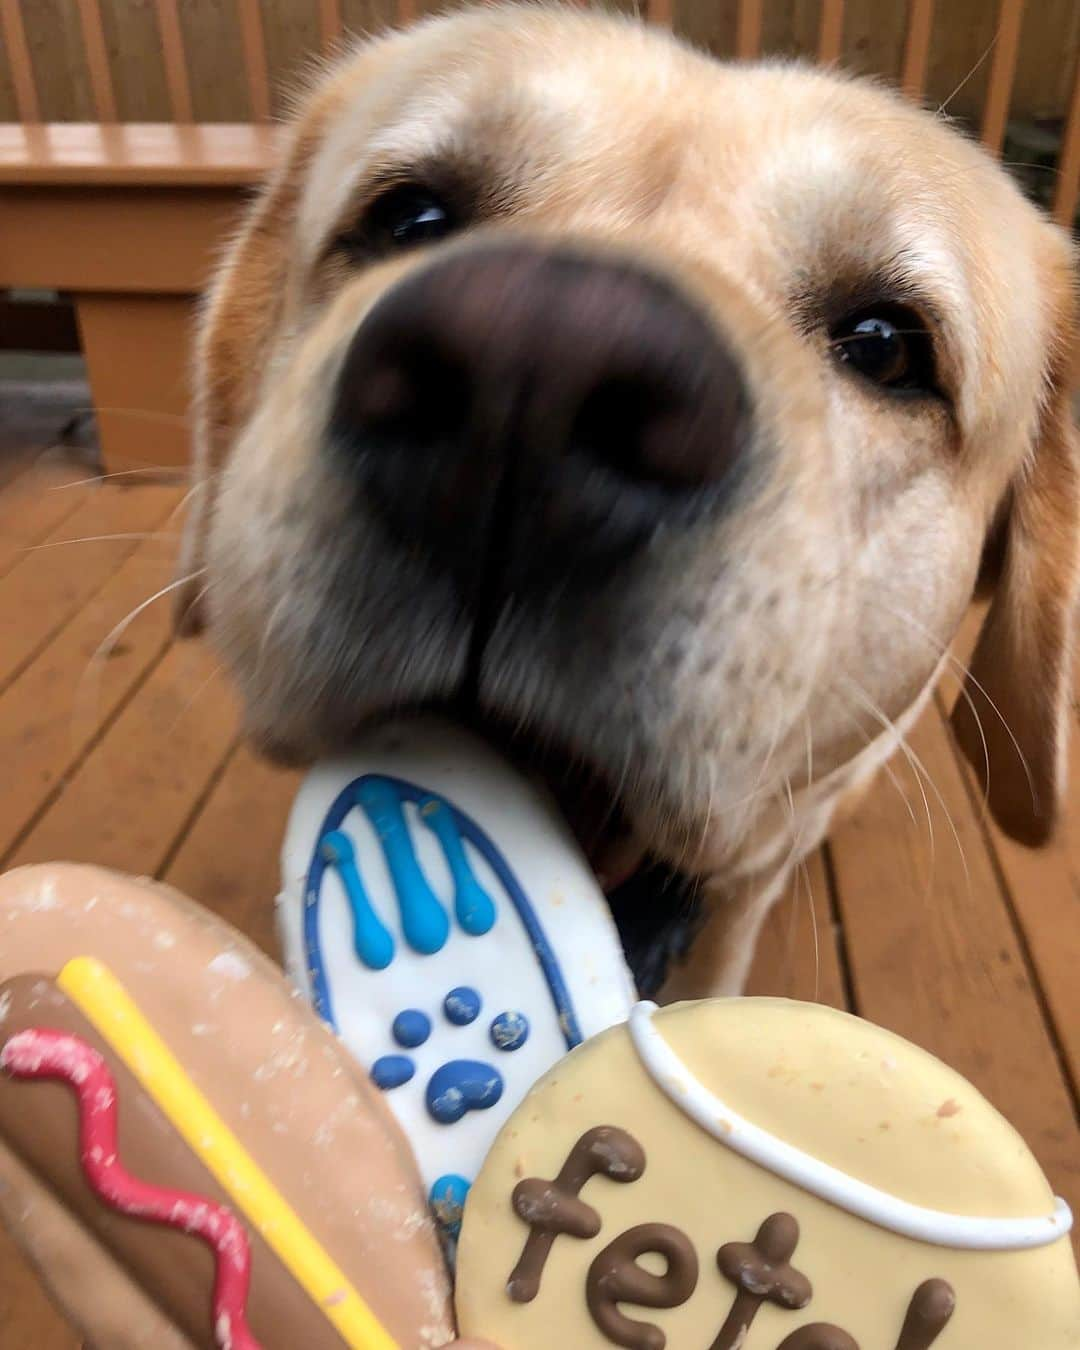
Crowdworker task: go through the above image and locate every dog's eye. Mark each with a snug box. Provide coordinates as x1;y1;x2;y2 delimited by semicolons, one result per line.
829;305;937;394
351;184;457;253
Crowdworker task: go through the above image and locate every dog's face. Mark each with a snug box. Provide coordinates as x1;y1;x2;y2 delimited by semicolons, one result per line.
180;7;1080;896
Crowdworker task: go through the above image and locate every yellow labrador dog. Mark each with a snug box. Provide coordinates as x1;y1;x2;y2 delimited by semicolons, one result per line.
176;4;1079;998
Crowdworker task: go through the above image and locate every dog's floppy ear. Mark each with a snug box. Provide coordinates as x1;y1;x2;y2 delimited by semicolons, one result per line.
173;107;334;636
952;231;1080;846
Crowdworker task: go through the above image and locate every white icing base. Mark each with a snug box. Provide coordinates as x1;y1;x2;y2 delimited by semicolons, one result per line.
278;718;636;1196
628;1001;1074;1250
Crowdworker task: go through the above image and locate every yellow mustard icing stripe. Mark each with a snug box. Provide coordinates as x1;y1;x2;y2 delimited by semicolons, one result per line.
58;955;399;1350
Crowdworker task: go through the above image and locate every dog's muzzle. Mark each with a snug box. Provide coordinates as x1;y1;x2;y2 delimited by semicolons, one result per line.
328;242;751;601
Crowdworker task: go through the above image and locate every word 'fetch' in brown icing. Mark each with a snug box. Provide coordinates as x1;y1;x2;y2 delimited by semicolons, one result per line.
586;1223;699;1350
775;1327;858;1349
505;1128;958;1350
711;1213;812;1350
508;1126;646;1302
894;1280;956;1350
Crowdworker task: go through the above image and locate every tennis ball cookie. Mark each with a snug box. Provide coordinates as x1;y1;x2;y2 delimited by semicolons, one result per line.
456;998;1079;1349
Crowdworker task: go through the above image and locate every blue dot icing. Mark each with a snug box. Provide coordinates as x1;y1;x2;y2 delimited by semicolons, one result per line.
419;796;497;936
443;987;481;1026
429;1173;471;1240
425;1060;504;1124
356;778;449;955
392;1009;432;1049
370;1055;415;1090
490;1010;529;1052
319;830;394;971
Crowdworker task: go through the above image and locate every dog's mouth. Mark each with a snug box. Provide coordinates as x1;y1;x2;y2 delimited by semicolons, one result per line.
453;708;707;997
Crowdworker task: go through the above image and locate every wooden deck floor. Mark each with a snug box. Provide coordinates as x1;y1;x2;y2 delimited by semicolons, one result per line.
0;454;1077;1344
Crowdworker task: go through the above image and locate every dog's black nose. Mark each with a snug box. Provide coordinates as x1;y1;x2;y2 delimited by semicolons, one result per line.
330;243;749;594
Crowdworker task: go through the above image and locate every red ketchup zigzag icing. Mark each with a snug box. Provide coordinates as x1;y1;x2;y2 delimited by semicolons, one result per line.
1;1027;260;1350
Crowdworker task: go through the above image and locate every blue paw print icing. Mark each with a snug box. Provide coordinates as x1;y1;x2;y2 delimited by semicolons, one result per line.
370;1054;415;1089
490;1010;529;1051
429;1174;470;1241
426;1060;504;1123
392;1009;431;1048
443;986;482;1026
302;772;592;1248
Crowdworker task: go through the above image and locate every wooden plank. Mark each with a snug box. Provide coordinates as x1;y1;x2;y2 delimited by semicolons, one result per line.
262;0;322;121
945;605;1080;1101
0;2;18;121
828;701;1080;1247
0;483;179;696
0;123;278;187
900;0;935;98
319;0;345;53
980;0;1025;152
745;848;848;1009
648;0;673;26
0;0;40;121
816;0;845;65
341;0;407;39
164;743;304;961
236;0;272;122
76;294;194;470
95;0;171;122
0;464;92;581
19;0;95;122
151;0;193;123
6;638;237;875
0;527;178;863
1054;47;1080;228
945;685;1080;1107
1;186;249;294
178;0;249;122
734;0;763;59
74;0;117;122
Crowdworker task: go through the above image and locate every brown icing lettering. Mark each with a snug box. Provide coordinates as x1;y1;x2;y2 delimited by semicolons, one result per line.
586;1223;699;1350
775;1326;859;1350
711;1212;811;1350
507;1126;646;1303
894;1279;956;1350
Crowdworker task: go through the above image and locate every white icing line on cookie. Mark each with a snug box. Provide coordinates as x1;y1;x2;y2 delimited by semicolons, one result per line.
628;1002;1073;1251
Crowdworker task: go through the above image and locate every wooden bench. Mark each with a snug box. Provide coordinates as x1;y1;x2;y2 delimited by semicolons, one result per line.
0;123;277;470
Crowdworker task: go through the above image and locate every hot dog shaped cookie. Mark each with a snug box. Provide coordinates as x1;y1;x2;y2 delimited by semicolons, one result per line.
277;717;636;1240
0;863;457;1349
456;999;1079;1349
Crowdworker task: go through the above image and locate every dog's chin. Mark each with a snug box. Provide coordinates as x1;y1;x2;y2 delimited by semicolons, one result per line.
257;701;706;997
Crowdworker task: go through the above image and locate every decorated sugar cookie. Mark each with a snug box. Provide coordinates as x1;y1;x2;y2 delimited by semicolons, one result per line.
456;998;1079;1349
0;863;457;1349
277;717;636;1238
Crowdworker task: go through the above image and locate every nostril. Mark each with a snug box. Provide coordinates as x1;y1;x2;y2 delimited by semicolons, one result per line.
572;372;732;492
341;343;471;450
573;375;681;487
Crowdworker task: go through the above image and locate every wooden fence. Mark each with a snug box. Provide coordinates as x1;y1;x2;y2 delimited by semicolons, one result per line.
2;0;1079;469
2;3;1080;216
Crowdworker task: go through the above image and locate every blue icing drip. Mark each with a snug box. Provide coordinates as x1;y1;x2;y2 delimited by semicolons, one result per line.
426;1060;504;1124
429;1174;471;1240
356;779;449;955
419;797;497;936
371;1055;414;1090
443;987;481;1026
490;1010;530;1052
319;830;394;970
392;1009;432;1049
304;772;584;1048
